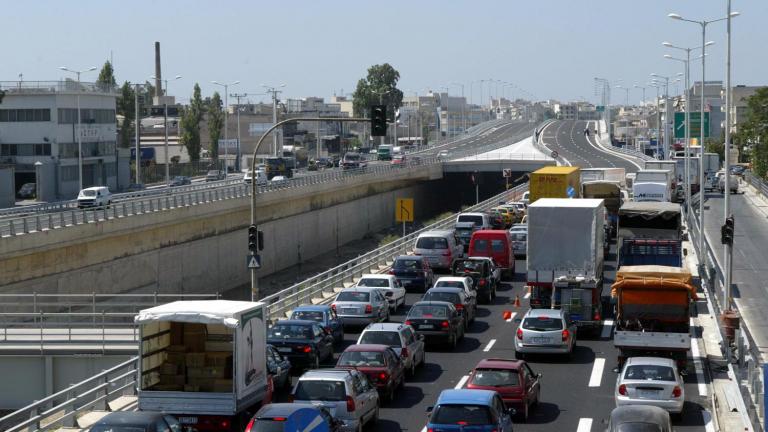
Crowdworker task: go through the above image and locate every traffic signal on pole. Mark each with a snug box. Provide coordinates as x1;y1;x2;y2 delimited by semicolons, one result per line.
248;225;264;252
720;216;735;245
371;105;387;136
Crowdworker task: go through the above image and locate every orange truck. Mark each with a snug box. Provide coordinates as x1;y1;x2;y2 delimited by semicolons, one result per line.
529;166;581;204
611;265;697;368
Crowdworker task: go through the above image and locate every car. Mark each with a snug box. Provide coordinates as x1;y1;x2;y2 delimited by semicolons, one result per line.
437;150;451;159
266;344;292;390
87;412;182;432
77;186;112;209
410;156;422;165
433;276;477;302
510;230;527;258
315;157;335;169
521;191;530;206
490;206;514;227
414;230;464;271
205;170;226;181
266;320;335;370
291;368;380;432
426;389;515;432
506;201;527;217
422;287;477;328
730;164;746;175
607;406;673;432
469;230;515;280
456;212;493;230
466;358;541;421
454;222;479;254
271;175;288;184
169;176;192;187
391;154;407;166
452;257;499;303
331;288;390;326
354;274;406;311
356;322;426;376
405;301;464;348
718;171;739;194
614;356;685;414
336;344;406;402
342;152;367;170
390;255;435;293
243;170;267;186
514;308;576;359
245;403;342;432
16;182;36;199
126;183;145;192
290;305;344;344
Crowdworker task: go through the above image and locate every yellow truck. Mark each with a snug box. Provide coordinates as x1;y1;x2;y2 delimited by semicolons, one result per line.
529;166;581;203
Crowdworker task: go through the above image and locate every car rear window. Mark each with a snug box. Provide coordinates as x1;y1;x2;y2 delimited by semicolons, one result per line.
431;404;493;425
268;324;312;339
458;215;484;226
359;331;401;347
616;424;664;432
416;237;449;249
250;420;286;432
491;239;505;252
624;365;676;381
336;291;370;302
511;233;527;241
337;351;386;367
471;368;520;387
394;259;421;269
436;281;464;289
290;311;324;322
522;316;564;331
423;292;460;304
357;278;389;288
294;380;346;401
472;239;489;252
455;261;482;273
408;305;449;318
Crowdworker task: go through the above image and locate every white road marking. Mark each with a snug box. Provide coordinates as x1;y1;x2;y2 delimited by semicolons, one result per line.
600;319;614;339
690;317;708;396
702;410;715;432
505;311;517;323
483;339;497;352
523;292;531;299
576;418;593;432
455;375;470;389
588;358;606;387
421;427;427;432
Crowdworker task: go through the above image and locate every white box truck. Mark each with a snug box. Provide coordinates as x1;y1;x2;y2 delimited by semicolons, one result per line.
580;168;626;187
633;169;673;202
135;300;269;431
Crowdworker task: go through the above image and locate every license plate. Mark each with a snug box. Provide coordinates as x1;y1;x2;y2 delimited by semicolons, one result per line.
428;257;439;263
420;324;434;330
638;390;659;398
178;417;198;424
277;347;292;353
342;308;357;314
531;337;552;343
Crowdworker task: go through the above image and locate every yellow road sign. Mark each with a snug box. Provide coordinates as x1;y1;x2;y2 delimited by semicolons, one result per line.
396;198;414;222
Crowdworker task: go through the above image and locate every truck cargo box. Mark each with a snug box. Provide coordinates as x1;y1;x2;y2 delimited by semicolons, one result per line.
529;166;581;204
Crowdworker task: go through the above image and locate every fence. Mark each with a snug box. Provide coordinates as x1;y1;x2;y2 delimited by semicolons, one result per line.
134;159;225;185
746;171;768;199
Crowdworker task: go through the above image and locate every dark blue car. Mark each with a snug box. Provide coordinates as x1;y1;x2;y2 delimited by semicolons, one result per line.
427;389;515;432
290;305;344;344
267;320;335;370
266;344;292;390
391;255;434;292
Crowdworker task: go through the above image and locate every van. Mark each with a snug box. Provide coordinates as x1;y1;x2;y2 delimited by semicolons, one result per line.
456;212;492;230
414;230;464;270
77;186;112;208
469;230;515;279
243;169;268;185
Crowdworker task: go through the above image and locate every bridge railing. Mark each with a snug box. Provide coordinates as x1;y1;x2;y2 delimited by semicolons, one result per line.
746;171;768;199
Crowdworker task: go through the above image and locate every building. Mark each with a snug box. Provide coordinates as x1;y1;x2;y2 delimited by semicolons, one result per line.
329;95;354;118
553;103;578;120
725;85;765;134
0;80;118;200
689;81;724;138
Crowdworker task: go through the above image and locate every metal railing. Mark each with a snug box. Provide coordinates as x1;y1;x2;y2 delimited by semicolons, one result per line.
746;171;768;199
0;80;118;95
0;357;138;432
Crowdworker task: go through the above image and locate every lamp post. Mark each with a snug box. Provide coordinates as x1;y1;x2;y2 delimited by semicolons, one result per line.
230;92;253;172
58;66;97;191
615;85;631;148
650;73;677;159
633;84;646;110
261;84;285;156
151;74;181;186
212;80;240;172
449;82;466;134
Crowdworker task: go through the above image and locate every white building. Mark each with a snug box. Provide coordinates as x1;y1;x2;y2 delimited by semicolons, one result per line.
0;80;118;199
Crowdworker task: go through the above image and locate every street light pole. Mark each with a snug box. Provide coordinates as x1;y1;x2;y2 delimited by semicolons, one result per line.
213;80;240;171
724;0;736;308
230;93;249;172
59;66;97;191
152;75;181;186
262;84;285;156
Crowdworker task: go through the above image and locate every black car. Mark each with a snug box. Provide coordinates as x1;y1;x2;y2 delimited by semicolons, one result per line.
452;258;498;304
266;320;335;370
314;157;335;169
607;406;672;432
245;403;342;432
87;412;181;432
391;255;434;292
266;344;292;390
405;301;464;348
17;182;36;199
422;287;477;327
169;176;191;186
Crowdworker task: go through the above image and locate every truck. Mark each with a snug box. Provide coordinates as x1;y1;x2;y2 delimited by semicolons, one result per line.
582;180;622;238
526;198;606;333
580;167;626;187
672;156;700;193
282;145;308;168
633;169;673;202
612;265;697;368
377;144;393;161
617;201;682;268
529;166;581;204
136;300;270;431
265;157;294;179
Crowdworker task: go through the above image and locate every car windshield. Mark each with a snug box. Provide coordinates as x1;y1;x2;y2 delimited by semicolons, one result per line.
207;171;218;175
458;215;484;226
294;380;346;401
408;305;448;318
436;281;464;289
522;316;563;331
337;351;386;367
624;365;676;381
394;259;421;270
267;324;312;339
423;292;460;304
336;291;370;302
344;154;360;161
431;404;493;425
359;331;401;346
615;423;664;432
249;419;286;432
290;311;324;322
416;237;448;249
81;190;96;197
357;278;389;288
471;368;521;387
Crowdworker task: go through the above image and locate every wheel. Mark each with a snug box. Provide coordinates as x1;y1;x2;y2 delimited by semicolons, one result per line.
459;325;465;340
515;350;525;360
420;350;426;368
484;291;492;304
521;402;529;422
370;404;380;426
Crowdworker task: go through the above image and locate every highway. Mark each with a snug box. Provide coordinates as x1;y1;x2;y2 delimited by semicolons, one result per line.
541;120;643;173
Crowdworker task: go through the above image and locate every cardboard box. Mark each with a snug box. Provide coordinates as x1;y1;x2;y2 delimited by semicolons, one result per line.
183;384;200;392
212;379;234;392
184;323;207;334
160;362;178;375
159;374;186;385
205;352;233;367
186;353;206;368
183;332;206;352
187;377;215;392
170;323;184;345
204;341;233;351
206;324;230;336
166;352;186;366
187;366;228;379
167;345;187;353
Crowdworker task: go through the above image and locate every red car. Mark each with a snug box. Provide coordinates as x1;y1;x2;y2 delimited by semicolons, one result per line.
335;344;405;402
465;358;541;421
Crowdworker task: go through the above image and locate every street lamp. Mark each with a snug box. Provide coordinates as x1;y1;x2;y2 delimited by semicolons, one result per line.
650;73;676;159
449;82;466;134
59;65;97;191
212;80;241;171
151;74;181;186
261;83;285;156
633;84;647;108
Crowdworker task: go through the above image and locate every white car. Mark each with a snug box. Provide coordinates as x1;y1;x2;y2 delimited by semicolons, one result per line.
271;175;288;184
433;276;476;301
244;169;268;186
354;274;406;312
77;186;112;209
521;191;530;206
615;357;684;414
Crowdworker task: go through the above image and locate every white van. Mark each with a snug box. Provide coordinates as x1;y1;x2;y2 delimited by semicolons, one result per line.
77;186;112;208
456;212;492;230
243;169;267;186
413;230;464;270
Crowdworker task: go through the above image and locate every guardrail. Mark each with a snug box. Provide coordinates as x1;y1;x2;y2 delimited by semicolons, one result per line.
746;171;768;199
0;357;138;432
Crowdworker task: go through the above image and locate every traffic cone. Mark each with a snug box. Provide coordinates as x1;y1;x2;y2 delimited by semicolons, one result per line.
513;295;521;308
502;310;512;320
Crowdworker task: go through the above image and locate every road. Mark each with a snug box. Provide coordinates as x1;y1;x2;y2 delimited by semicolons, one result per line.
541;120;642;173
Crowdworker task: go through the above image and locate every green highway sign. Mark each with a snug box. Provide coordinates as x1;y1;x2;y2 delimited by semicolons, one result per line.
674;112;710;139
596;105;605;112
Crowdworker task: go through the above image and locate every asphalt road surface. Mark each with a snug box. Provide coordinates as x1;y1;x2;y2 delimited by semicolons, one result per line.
541;120;642;173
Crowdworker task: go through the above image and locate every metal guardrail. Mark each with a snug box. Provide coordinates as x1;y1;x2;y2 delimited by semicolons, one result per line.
0;357;138;432
746;171;768;199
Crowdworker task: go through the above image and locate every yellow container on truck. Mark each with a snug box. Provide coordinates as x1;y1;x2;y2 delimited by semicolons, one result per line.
529;166;581;203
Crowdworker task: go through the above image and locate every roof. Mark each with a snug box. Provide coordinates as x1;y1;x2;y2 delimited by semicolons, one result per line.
362;323;406;331
437;389;497;405
609;405;670;425
475;358;524;370
528;198;604;208
533;166;579;174
395;255;425;260
524;308;564;318
471;229;509;235
454;222;477;228
272;319;315;326
426;287;464;294
625;356;676;367
135;300;263;328
359;274;396;280
257;403;326;417
292;305;332;312
418;230;455;237
339;287;382;293
93;412;166;426
435;276;470;282
343;343;392;352
619;201;681;216
458;212;486;216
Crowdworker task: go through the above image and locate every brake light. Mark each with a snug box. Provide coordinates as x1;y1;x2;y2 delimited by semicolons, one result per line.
346;395;356;412
245;418;255;432
672;386;682;398
365;304;373;314
378;372;388;381
479;279;486;286
457;421;468;425
562;329;570;342
331;304;336;311
443;250;452;257
302;345;312;353
404;320;412;326
441;320;450;329
401;347;409;359
454;303;464;310
221;420;230;429
389;270;394;275
516;328;523;340
618;384;627;396
594;311;601;321
272;417;287;421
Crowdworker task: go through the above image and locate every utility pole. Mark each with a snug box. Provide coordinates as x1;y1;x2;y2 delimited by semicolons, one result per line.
134;83;142;184
262;84;285;156
230;93;248;171
724;0;734;309
213;80;240;171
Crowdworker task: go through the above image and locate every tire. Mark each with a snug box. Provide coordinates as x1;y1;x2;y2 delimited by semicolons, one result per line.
515;350;525;360
420;350;426;368
449;333;457;350
521;402;529;422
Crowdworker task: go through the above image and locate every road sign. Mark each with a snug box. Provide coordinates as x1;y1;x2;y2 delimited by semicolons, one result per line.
285;407;329;432
596;105;605;112
566;186;576;198
550;150;559;159
247;254;261;270
396;198;414;223
218;138;239;151
674;112;710;139
502;169;512;178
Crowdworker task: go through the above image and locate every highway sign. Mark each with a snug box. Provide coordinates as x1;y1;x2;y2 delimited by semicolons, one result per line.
247;254;261;270
674;112;709;139
396;198;414;223
596;105;605;112
566;186;576;198
502;169;512;178
551;150;559;159
285;407;329;432
218;138;239;151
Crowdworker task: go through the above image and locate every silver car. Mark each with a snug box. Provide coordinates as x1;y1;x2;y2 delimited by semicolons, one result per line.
414;230;464;270
614;356;684;414
514;308;576;359
356;323;426;376
510;231;527;257
292;369;380;432
332;288;389;326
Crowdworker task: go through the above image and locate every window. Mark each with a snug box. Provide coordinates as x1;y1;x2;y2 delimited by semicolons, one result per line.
423;292;460;304
294;380;346;401
471;369;520;387
431;405;492;425
337;351;385;367
473;239;489;252
57;108;116;124
408;305;448;318
416;236;448;249
623;365;676;381
359;331;401;347
0;109;50;122
267;324;312;339
491;239;505;252
356;278;389;288
336;291;370;302
394;259;421;270
290;310;324;322
522;316;564;331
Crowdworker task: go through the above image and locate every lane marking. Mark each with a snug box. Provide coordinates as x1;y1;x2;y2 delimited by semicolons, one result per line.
576;418;593;432
689;317;708;396
702;409;715;432
483;339;497;352
455;375;470;389
588;358;606;387
523;292;531;299
600;319;614;339
421;427;427;432
505;311;517;323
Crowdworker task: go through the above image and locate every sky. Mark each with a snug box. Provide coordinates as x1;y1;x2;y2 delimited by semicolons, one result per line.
2;1;765;106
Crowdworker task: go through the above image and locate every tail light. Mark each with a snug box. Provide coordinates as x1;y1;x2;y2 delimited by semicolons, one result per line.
245;418;255;432
562;329;570;342
388;270;394;275
479;279;486;286
442;250;452;257
454;303;464;311
618;384;627;396
331;304;336;311
672;386;682;398
516;328;523;340
594;311;601;321
404;320;412;326
302;345;312;353
221;420;230;429
272;417;287;422
346;395;356;412
365;304;373;314
441;320;450;329
401;347;409;359
378;372;388;381
288;394;295;402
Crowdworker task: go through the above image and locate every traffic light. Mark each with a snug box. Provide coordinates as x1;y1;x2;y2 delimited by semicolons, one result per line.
371;105;387;137
720;216;735;245
248;225;264;252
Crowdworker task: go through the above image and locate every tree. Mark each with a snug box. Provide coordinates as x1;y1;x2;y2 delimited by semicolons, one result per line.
117;82;136;148
180;83;204;161
96;61;116;87
207;92;224;160
352;63;404;120
736;87;768;178
704;137;724;161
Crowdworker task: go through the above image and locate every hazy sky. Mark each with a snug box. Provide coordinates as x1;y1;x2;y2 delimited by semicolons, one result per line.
3;1;764;106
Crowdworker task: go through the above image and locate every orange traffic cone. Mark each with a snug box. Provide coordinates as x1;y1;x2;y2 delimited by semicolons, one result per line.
502;310;512;320
513;295;521;308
